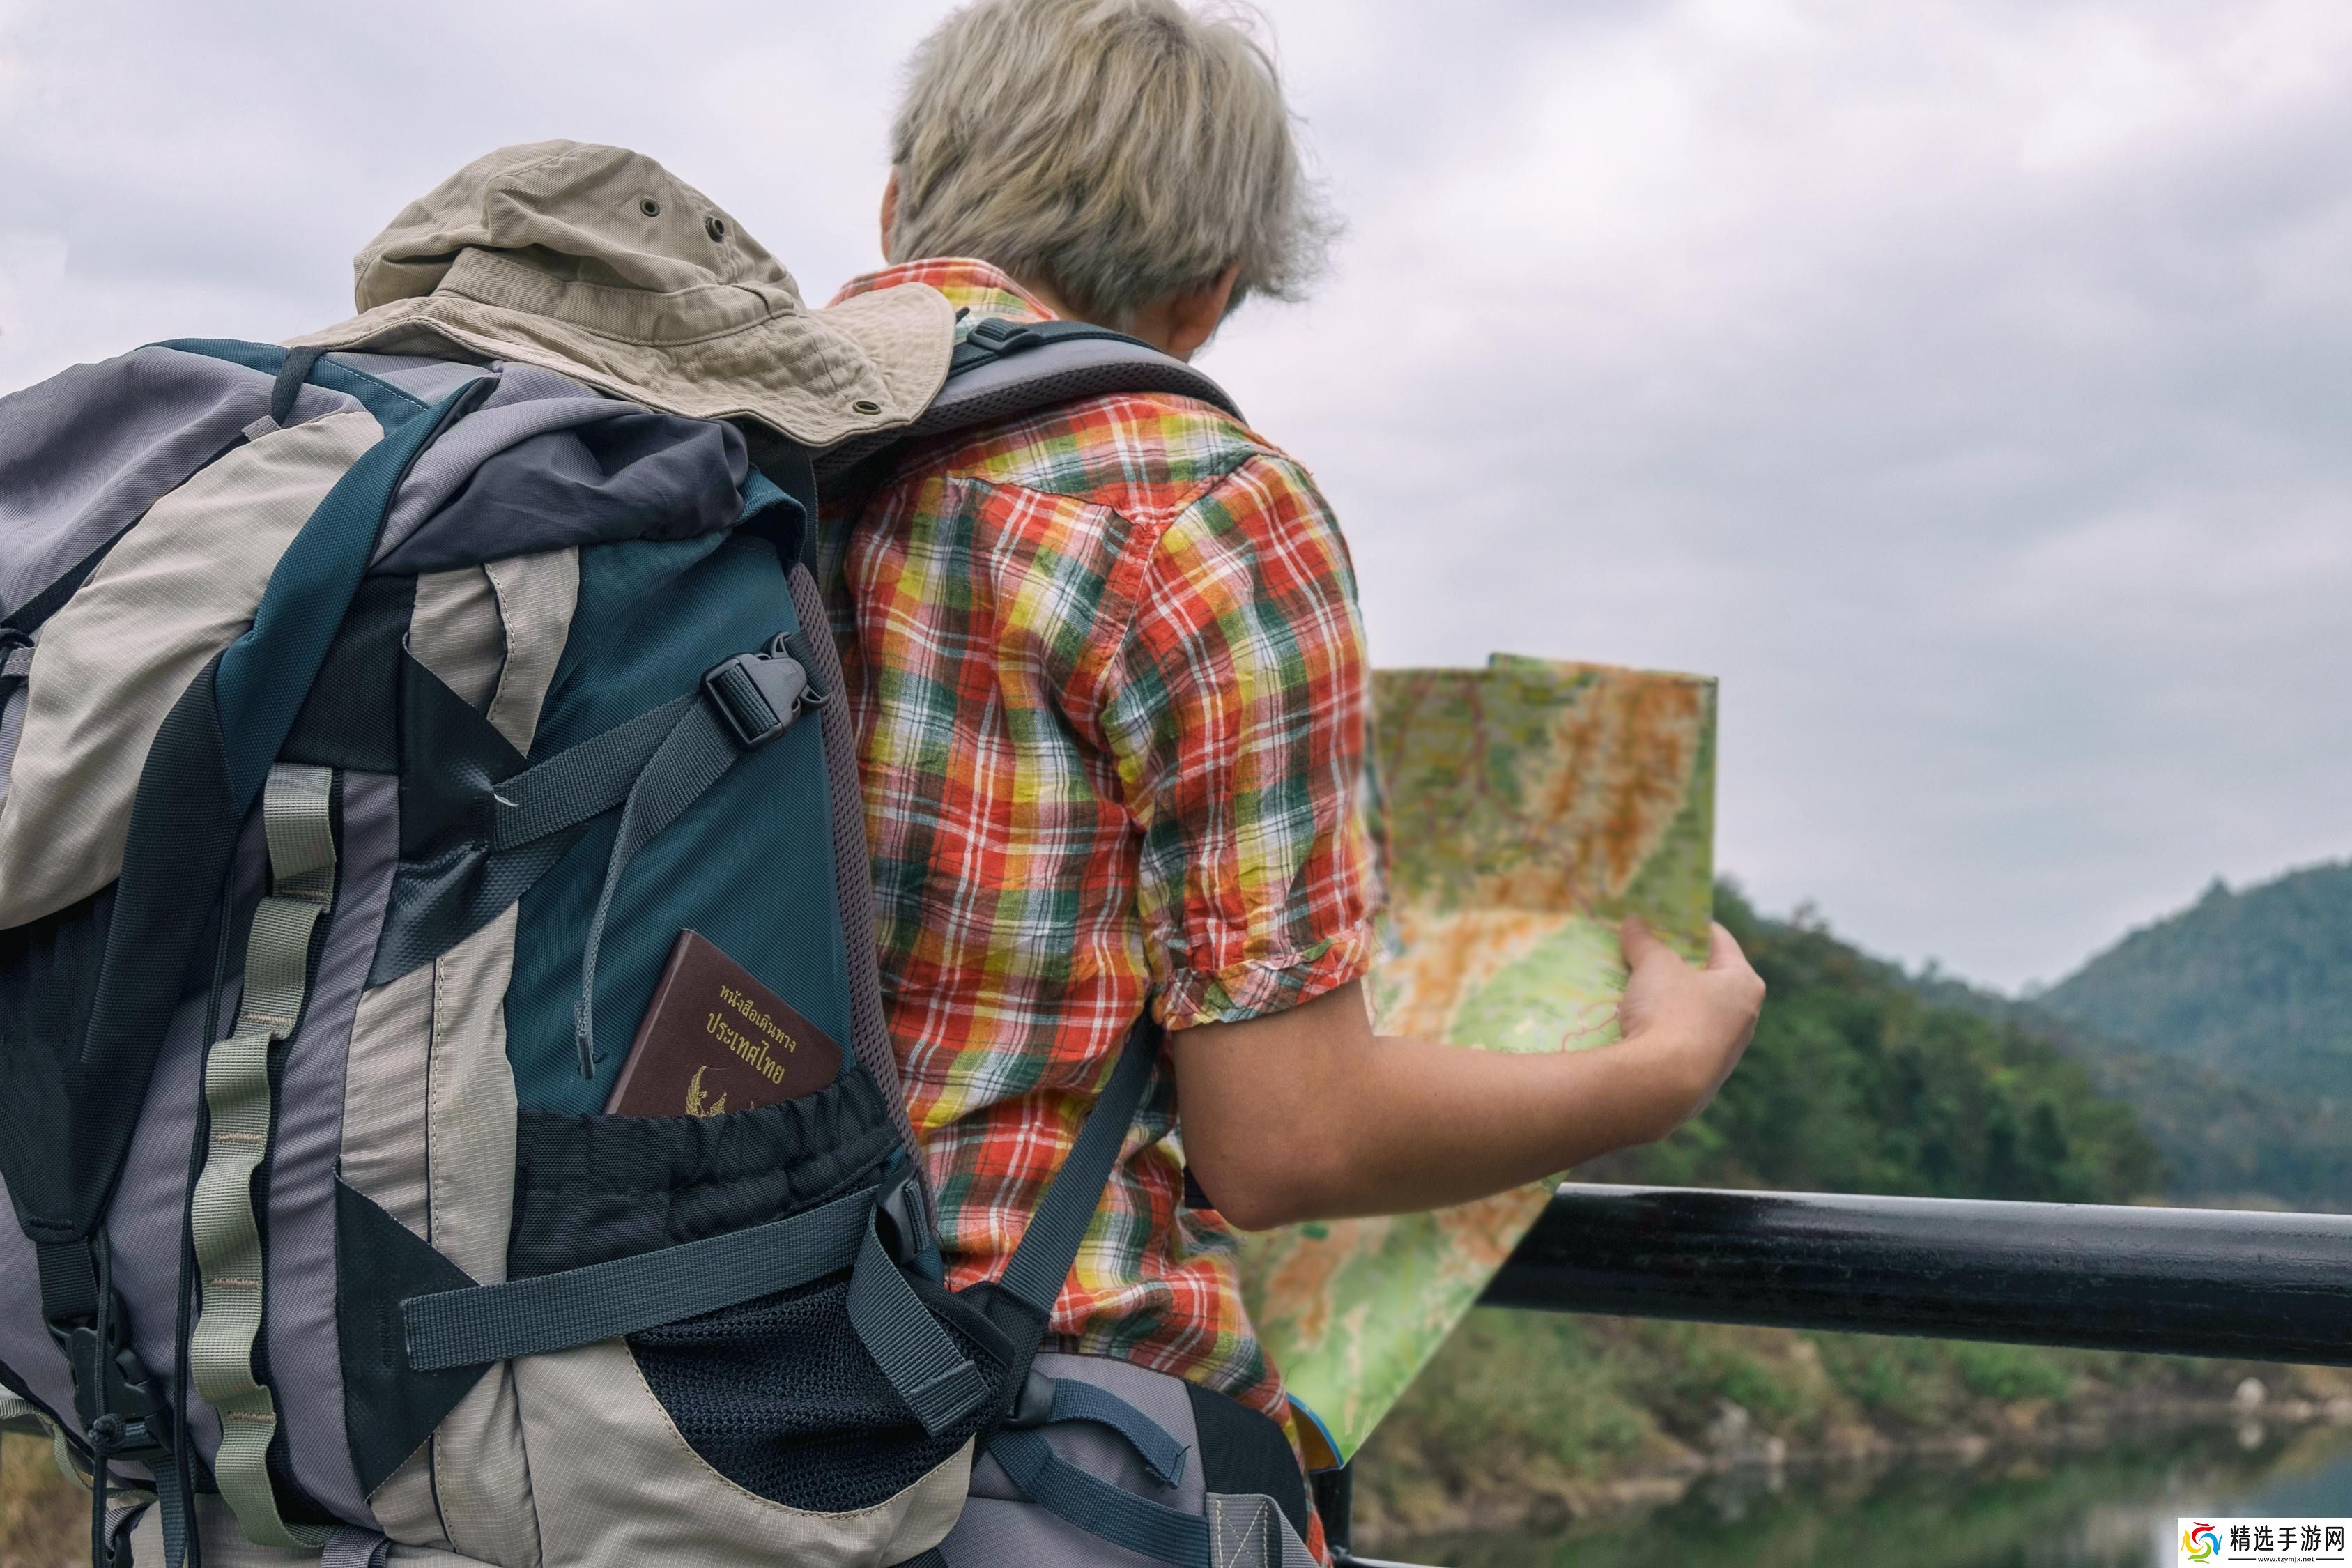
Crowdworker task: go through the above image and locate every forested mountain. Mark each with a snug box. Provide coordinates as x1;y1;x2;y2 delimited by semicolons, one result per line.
1581;884;2161;1201
2029;861;2352;1208
2040;861;2352;1096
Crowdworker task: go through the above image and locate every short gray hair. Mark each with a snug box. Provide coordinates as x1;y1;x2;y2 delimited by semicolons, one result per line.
888;0;1336;328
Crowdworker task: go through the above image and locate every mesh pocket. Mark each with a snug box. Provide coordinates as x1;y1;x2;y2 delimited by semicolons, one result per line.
509;1067;990;1514
631;1271;1003;1514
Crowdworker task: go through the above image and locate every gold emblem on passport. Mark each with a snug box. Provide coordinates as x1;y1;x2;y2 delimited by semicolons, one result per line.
682;1066;727;1117
604;930;843;1116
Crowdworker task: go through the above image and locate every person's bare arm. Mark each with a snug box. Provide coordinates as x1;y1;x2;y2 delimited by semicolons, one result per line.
1171;919;1765;1231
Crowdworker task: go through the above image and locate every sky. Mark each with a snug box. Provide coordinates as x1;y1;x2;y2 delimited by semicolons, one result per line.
3;0;2347;990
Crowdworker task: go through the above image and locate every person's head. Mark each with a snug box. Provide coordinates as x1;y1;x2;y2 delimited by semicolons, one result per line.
883;0;1334;360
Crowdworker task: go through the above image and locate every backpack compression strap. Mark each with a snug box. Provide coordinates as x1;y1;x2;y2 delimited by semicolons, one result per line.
815;317;1243;493
387;1024;1162;1407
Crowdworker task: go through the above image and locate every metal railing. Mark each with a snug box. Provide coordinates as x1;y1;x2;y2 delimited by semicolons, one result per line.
1336;1189;2342;1568
1479;1183;2352;1364
1327;1186;2351;1565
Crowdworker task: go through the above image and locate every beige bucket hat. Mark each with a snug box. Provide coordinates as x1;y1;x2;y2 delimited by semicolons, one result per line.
294;140;954;449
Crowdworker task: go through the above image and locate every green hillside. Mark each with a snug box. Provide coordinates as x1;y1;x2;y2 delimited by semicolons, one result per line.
2035;861;2352;1207
1578;883;2160;1201
2038;862;2352;1094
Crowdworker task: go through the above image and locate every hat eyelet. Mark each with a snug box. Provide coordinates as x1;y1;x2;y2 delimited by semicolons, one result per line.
851;398;882;416
705;215;728;241
638;197;662;218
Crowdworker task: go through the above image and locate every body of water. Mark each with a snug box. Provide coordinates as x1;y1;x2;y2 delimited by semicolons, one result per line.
1374;1426;2352;1568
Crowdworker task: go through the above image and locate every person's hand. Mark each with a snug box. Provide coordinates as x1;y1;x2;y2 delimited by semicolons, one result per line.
1616;918;1765;1133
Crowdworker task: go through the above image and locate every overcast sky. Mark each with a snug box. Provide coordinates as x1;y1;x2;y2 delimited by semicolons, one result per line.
4;0;2347;990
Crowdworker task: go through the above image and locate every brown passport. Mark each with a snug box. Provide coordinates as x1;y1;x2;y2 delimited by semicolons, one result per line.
605;930;843;1117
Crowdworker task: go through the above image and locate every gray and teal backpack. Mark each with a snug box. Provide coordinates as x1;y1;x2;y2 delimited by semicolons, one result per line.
0;323;1323;1567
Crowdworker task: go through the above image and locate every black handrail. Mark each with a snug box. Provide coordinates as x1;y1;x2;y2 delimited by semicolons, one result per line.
1480;1183;2352;1365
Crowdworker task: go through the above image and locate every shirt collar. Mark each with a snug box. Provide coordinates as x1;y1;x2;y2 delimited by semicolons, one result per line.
829;258;1059;325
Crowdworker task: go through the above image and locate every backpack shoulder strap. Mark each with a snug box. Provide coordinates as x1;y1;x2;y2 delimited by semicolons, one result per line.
816;318;1243;493
995;1017;1162;1315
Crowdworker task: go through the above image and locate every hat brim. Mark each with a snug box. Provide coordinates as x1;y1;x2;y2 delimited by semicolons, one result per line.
295;276;955;451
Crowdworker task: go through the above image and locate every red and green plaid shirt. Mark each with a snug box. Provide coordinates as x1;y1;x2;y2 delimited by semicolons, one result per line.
821;259;1383;1444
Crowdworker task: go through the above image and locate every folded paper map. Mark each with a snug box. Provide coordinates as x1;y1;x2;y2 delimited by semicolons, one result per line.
1238;654;1717;1461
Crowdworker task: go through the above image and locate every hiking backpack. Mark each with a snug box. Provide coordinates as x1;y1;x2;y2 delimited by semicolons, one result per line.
0;321;1317;1568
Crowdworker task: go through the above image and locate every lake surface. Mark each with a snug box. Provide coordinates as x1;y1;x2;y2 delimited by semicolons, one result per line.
1371;1424;2352;1568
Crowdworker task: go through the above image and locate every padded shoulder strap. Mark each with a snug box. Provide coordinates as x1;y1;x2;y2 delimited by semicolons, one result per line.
817;318;1243;490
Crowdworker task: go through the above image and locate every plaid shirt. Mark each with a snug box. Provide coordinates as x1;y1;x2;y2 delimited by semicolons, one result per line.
821;260;1383;1447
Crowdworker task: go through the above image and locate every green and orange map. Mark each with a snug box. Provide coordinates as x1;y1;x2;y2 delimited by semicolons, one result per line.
1240;654;1718;1461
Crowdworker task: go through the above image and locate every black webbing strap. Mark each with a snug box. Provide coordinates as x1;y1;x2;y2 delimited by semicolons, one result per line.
43;1236;185;1568
991;1427;1210;1566
268;346;326;429
840;1024;1167;1463
487;694;695;852
995;1020;1161;1314
154;1480;190;1568
970;1022;1227;1563
569;697;737;1077
1027;1377;1189;1488
34;1240;99;1348
401;1184;873;1372
845;1205;992;1438
398;1169;1005;1443
569;643;812;1076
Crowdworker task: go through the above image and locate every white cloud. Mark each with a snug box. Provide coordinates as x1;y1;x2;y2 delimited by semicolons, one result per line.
3;0;2348;987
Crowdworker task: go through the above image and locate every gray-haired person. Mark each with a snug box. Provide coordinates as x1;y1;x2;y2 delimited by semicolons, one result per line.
824;0;1763;1559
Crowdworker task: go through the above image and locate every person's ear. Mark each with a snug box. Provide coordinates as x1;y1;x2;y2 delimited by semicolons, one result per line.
1162;262;1243;362
879;168;902;261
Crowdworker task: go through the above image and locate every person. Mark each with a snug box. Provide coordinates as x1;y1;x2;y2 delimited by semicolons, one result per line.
824;0;1766;1553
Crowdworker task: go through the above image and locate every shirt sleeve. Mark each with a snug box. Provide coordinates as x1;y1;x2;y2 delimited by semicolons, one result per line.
1096;454;1386;1030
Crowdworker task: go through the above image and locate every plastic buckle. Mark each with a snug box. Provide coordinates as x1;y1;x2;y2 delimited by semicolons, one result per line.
877;1171;949;1283
877;1177;927;1263
56;1317;173;1469
700;647;810;750
1003;1367;1058;1430
778;632;830;709
964;316;1043;355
